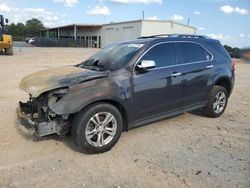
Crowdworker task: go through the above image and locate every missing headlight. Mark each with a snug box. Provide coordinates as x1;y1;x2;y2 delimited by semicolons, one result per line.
48;88;68;106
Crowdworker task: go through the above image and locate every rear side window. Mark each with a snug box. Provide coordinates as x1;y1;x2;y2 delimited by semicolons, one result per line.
206;41;230;58
141;43;176;68
177;42;212;64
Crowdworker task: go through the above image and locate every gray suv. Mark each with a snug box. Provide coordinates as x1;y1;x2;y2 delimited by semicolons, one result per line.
17;34;235;153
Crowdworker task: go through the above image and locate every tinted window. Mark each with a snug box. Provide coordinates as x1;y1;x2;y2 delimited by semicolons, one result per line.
140;43;176;68
206;41;230;58
177;42;211;63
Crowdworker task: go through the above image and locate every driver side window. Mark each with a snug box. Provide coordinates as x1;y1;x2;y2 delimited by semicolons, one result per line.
141;43;176;68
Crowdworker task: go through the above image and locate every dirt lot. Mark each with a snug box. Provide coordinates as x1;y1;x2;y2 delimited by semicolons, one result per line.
0;47;249;188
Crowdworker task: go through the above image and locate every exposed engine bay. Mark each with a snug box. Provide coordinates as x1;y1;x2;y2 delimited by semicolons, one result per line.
17;89;70;137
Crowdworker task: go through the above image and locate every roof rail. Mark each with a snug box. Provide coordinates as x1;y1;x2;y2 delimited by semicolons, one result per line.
170;34;209;39
137;34;171;39
137;34;211;39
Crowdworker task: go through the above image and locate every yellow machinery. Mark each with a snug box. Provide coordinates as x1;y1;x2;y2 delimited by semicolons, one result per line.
0;15;13;55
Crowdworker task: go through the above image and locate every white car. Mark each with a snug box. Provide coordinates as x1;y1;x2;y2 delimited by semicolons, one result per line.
28;38;35;44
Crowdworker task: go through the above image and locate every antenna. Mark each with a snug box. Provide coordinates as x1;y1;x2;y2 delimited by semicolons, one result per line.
187;18;190;25
142;10;145;20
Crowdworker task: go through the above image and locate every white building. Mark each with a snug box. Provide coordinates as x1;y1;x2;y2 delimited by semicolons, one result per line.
41;19;197;48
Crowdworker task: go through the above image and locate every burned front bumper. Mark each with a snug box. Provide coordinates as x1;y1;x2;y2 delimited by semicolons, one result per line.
16;106;35;133
17;100;70;138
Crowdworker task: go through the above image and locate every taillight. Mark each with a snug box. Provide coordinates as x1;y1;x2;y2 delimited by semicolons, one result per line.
231;59;236;71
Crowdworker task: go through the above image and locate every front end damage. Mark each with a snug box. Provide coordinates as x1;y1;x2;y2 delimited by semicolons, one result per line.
17;89;70;138
16;65;109;138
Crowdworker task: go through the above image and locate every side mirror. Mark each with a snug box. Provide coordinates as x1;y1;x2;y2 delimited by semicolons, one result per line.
137;60;156;70
5;19;8;24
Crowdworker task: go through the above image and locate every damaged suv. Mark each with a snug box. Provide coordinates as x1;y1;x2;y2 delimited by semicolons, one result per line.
17;34;235;153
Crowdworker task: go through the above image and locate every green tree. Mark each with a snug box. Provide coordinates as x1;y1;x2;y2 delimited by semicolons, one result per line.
224;45;241;58
232;47;241;58
224;45;234;57
7;23;26;36
224;45;233;53
26;18;45;37
15;23;27;36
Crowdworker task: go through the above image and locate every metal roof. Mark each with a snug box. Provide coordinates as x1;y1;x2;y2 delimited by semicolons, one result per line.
42;19;196;31
103;19;196;30
42;24;102;30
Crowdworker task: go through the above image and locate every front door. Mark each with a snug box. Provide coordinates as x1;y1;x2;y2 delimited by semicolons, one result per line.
133;43;182;121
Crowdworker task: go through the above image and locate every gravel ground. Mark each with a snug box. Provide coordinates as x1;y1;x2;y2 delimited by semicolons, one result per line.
0;48;249;188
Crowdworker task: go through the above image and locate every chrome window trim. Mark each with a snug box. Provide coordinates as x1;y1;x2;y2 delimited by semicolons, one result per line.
133;41;214;73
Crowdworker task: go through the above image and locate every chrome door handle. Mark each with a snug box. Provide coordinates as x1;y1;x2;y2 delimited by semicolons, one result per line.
171;72;182;77
206;65;214;69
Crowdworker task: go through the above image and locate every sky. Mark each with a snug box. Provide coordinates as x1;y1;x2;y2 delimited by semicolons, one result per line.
0;0;249;47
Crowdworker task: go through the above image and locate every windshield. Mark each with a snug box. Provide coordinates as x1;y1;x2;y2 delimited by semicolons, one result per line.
78;43;144;71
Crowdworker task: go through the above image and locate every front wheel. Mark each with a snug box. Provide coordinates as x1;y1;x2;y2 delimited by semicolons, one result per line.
203;86;228;118
72;103;123;154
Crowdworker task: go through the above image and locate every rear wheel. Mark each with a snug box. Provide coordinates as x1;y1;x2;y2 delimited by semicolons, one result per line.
5;45;13;55
203;86;228;118
72;103;123;153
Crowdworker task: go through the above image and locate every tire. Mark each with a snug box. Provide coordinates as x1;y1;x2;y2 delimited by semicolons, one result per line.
203;86;228;118
5;45;13;55
72;103;123;154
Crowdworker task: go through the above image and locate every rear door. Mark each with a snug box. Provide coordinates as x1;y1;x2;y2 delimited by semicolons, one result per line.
175;42;213;108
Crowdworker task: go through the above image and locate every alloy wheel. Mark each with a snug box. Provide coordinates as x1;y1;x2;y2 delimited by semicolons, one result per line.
213;91;226;114
85;112;117;147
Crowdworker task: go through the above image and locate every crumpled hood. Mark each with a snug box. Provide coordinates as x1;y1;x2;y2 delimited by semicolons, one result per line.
19;66;108;97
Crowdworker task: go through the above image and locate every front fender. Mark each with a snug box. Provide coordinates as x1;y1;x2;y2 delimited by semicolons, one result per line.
50;76;130;115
